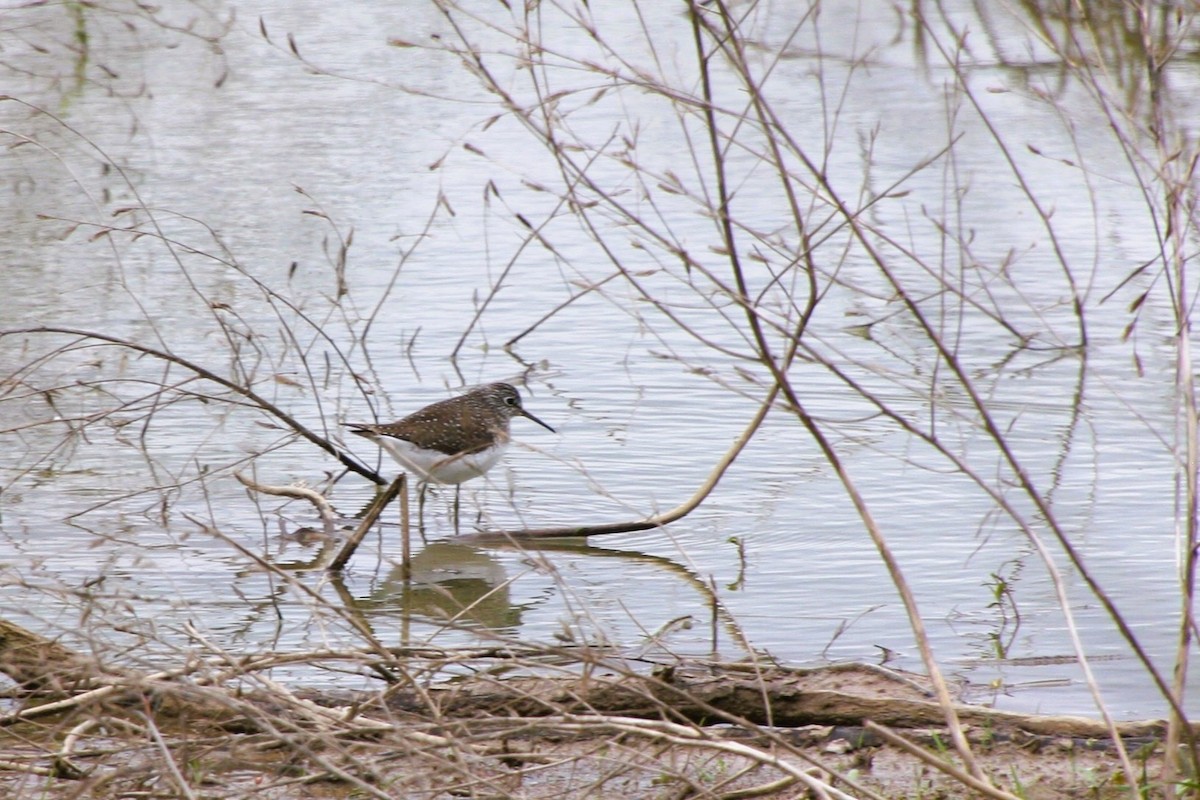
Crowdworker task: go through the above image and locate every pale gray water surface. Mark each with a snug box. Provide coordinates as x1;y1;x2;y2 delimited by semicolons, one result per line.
1;1;1197;721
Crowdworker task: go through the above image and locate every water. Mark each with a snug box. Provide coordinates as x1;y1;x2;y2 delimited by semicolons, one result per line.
1;0;1197;721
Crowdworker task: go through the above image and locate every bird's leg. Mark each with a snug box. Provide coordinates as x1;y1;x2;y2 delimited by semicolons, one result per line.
418;482;430;544
453;485;461;533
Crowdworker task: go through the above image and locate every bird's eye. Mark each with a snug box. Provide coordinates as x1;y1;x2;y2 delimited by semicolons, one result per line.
506;396;518;406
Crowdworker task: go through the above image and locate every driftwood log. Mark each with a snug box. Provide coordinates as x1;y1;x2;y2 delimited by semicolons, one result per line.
0;619;252;731
0;617;1171;743
0;619;115;694
375;661;1167;741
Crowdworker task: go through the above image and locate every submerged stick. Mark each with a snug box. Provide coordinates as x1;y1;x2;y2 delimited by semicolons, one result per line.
329;474;407;570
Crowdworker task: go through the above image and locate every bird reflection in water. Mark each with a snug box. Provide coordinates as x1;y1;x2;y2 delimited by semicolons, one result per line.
368;542;524;632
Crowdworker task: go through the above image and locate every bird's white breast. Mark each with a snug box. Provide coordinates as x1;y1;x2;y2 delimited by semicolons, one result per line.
371;436;507;485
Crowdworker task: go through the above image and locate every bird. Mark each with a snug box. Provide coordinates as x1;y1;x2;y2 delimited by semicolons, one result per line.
346;383;554;523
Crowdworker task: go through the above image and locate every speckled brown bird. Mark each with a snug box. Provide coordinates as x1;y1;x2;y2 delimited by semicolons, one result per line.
346;383;555;485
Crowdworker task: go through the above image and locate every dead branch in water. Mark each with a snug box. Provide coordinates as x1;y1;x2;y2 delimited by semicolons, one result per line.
328;473;408;570
459;386;778;543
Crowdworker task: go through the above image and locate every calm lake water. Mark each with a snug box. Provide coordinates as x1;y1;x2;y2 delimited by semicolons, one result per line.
2;1;1198;721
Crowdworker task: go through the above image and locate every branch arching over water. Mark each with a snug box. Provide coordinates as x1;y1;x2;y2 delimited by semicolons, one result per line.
459;386;778;543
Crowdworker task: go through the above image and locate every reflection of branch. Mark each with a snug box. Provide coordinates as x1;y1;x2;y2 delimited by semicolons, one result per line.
1;326;384;485
459;386;776;542
480;537;758;660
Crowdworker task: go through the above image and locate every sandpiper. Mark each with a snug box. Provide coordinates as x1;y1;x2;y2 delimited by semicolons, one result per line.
346;382;555;487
